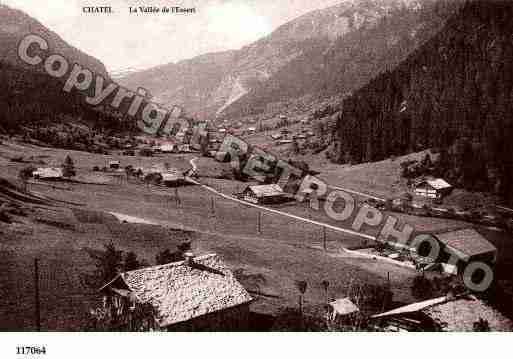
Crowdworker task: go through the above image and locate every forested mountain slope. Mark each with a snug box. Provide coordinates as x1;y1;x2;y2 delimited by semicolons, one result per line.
221;0;461;118
0;5;129;144
331;0;513;203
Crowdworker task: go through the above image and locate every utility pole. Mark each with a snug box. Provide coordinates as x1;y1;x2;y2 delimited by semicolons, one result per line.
175;187;180;206
323;226;327;251
211;197;215;216
257;212;262;235
382;272;390;313
34;258;41;331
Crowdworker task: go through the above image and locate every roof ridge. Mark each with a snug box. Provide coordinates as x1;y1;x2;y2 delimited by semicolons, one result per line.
123;253;218;275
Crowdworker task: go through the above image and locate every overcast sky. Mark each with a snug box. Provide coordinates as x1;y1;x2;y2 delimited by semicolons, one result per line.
3;0;344;71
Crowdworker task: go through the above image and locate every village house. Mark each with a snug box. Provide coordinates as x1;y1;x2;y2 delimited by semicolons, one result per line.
414;178;453;199
415;228;497;274
32;167;63;180
242;184;289;204
161;172;186;187
99;253;253;331
371;294;513;331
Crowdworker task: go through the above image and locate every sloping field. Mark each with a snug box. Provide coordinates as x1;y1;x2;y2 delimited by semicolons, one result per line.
0;141;420;329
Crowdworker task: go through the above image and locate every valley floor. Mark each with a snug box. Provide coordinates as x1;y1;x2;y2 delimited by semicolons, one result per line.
1;139;511;330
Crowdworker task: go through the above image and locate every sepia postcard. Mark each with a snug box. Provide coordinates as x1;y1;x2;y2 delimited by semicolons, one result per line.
1;0;513;357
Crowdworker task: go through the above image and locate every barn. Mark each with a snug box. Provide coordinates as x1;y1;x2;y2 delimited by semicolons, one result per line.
414;178;452;199
415;228;497;274
242;184;288;204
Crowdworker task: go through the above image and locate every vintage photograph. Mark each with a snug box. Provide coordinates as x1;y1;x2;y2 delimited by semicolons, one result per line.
1;0;513;336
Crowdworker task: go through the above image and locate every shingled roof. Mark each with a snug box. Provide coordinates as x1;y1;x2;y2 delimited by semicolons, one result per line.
416;178;452;190
372;295;513;331
246;184;285;198
435;228;496;260
100;254;253;328
329;297;359;317
424;295;513;331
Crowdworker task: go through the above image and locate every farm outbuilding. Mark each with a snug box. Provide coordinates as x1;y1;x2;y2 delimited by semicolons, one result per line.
414;178;452;199
328;298;359;321
99;253;253;331
242;184;288;204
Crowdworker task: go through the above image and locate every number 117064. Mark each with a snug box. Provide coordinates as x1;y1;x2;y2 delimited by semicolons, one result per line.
16;346;46;355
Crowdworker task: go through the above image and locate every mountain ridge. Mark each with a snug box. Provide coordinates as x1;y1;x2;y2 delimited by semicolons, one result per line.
118;0;446;120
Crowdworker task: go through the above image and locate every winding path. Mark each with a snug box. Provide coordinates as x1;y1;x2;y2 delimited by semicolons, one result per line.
186;158;376;241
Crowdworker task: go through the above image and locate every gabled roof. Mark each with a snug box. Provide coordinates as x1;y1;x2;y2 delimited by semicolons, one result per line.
372;294;513;331
329;297;359;316
33;167;63;178
435;228;496;259
423;295;513;331
100;254;252;328
372;296;448;319
161;172;184;182
415;178;452;190
246;184;284;198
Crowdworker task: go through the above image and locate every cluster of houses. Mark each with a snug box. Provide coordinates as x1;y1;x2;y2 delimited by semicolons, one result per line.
270;127;315;145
